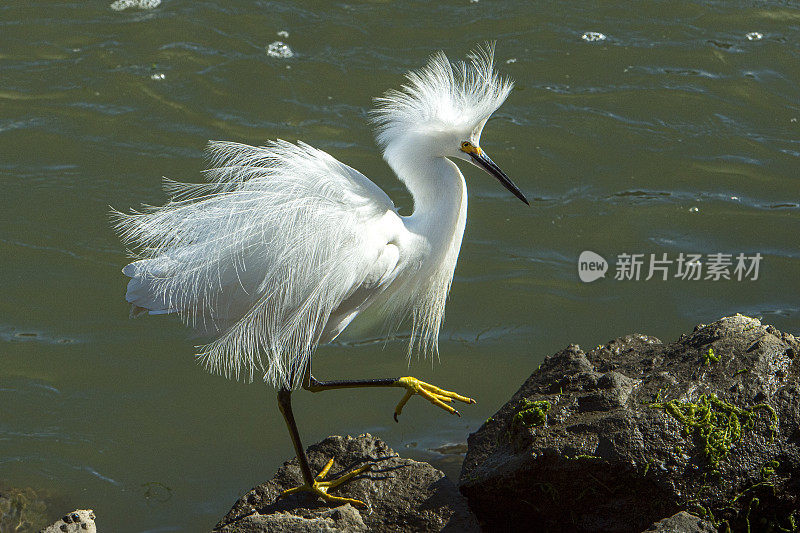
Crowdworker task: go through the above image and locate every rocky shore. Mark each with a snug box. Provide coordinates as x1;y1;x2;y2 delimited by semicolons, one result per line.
213;433;479;532
212;315;798;532
460;314;798;532
26;315;799;532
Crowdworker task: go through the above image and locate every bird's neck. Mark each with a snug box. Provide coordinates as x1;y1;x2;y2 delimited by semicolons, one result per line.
388;149;468;255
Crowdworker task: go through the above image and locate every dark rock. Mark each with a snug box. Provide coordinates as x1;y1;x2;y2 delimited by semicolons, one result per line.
460;315;800;532
215;434;479;532
641;511;715;532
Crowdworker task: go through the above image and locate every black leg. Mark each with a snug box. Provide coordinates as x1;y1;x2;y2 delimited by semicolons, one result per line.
301;368;475;421
277;387;315;486
304;375;400;391
275;384;375;507
302;360;399;392
273;359;473;507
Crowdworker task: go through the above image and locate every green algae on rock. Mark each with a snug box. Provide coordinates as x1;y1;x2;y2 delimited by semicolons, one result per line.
460;315;799;533
649;392;777;469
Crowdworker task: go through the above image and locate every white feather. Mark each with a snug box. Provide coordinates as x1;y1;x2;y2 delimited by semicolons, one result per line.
371;42;513;150
114;140;400;386
113;44;515;389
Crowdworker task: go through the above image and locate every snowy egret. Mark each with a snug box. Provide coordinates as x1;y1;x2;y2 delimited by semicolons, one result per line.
114;44;528;507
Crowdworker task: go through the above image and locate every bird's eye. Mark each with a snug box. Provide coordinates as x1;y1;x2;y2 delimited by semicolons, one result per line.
460;141;471;151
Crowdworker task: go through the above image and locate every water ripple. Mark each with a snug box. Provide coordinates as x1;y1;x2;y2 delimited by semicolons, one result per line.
0;324;80;345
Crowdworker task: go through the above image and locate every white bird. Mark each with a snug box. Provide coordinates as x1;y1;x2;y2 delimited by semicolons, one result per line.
113;43;528;507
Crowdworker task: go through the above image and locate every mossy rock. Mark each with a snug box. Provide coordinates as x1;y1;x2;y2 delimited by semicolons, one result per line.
460;315;800;532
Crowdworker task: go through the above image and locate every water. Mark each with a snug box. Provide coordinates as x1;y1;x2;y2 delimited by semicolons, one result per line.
1;1;798;531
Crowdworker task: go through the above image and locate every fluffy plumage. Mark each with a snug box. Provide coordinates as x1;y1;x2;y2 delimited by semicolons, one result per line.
114;141;397;386
372;42;513;150
114;44;513;389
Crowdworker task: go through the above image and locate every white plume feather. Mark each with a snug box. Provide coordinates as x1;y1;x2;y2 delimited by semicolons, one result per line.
114;140;394;387
371;42;513;149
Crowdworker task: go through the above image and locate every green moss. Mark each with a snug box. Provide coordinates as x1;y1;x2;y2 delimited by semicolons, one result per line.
702;347;720;366
687;460;794;533
649;393;777;468
574;484;600;502
761;460;779;480
688;503;720;527
512;399;551;429
532;481;558;502
744;496;760;533
734;368;749;377
780;511;797;532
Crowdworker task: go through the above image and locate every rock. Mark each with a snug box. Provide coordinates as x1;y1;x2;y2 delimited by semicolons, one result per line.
41;509;97;533
215;434;479;532
215;503;366;532
641;511;715;532
460;315;800;532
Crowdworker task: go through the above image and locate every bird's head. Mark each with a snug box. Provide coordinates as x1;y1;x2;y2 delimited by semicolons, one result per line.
372;43;528;205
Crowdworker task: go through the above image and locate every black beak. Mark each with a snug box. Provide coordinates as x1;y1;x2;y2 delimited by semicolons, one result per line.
469;151;529;205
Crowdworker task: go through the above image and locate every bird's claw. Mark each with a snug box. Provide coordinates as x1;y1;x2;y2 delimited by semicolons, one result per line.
393;376;476;421
278;458;373;507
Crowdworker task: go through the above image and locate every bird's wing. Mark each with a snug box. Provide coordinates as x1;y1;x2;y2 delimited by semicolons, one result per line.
114;140;401;387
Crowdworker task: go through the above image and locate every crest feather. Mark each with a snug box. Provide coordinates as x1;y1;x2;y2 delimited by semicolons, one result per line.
371;43;513;149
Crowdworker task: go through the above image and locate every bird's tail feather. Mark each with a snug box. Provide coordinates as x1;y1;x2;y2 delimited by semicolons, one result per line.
122;259;179;316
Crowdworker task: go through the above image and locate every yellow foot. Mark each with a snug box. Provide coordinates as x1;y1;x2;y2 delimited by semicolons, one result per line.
278;458;373;507
393;376;476;421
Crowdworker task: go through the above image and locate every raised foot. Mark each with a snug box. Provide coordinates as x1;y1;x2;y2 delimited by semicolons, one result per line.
278;458;373;507
393;376;476;422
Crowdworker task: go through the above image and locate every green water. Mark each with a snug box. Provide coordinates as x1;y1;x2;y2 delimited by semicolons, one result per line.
1;1;798;531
